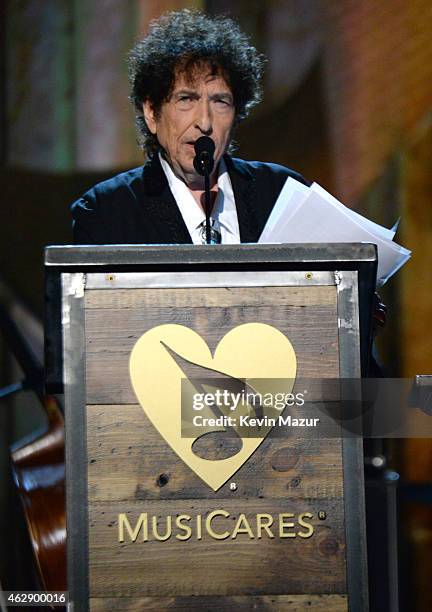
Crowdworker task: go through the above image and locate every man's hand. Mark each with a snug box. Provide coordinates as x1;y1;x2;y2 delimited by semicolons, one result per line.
373;292;387;335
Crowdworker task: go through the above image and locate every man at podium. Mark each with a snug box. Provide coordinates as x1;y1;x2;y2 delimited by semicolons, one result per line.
71;9;308;246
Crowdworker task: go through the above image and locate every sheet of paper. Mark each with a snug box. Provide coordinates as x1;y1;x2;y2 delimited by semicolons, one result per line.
310;183;397;241
259;179;411;286
259;177;309;243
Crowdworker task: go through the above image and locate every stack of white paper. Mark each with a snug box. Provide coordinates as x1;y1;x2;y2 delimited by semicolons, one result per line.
259;179;411;286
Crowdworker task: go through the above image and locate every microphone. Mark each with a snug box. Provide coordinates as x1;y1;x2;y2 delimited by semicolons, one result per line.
193;136;215;176
193;137;216;244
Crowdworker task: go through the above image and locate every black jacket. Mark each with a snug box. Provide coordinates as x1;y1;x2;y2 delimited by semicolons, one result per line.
70;156;383;375
71;154;308;244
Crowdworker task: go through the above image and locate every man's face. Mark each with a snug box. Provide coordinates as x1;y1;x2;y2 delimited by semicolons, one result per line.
143;67;235;186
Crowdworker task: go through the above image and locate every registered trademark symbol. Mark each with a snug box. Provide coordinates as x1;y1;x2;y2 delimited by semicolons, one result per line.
230;482;237;491
318;511;327;520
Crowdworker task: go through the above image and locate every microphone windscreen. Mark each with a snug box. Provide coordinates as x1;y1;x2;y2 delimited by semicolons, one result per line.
194;136;215;158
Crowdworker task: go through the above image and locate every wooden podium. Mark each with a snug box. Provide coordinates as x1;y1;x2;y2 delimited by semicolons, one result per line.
45;243;377;612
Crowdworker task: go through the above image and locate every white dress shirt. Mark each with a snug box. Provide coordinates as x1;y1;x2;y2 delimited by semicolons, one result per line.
159;153;240;244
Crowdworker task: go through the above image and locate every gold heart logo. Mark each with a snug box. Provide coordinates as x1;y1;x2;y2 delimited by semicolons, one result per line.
129;323;297;490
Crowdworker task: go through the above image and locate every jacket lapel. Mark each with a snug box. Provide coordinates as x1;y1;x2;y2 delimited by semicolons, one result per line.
141;156;192;244
224;155;260;243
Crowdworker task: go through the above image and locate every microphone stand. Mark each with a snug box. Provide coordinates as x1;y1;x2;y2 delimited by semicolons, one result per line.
204;165;211;244
193;137;215;244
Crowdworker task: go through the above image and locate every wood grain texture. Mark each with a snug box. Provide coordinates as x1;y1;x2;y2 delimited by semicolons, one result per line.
89;499;346;597
84;283;349;605
84;286;339;405
85;286;337;309
89;594;348;611
87;404;344;502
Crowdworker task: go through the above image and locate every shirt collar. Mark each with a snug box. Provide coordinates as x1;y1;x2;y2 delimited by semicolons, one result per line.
159;153;204;233
213;157;238;236
158;152;239;239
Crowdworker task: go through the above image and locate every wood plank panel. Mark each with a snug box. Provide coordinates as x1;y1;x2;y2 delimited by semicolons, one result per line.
84;282;349;606
89;499;346;597
85;305;337;355
85;299;339;405
85;286;337;309
87;404;344;502
89;594;348;611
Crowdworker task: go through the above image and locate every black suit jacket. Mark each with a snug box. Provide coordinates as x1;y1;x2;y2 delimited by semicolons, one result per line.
70;156;383;375
71;155;308;244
